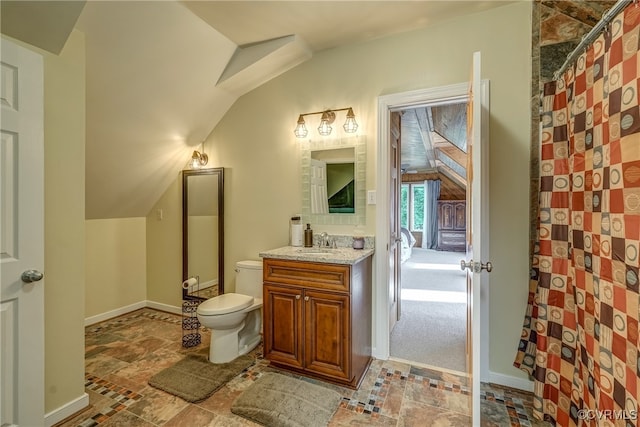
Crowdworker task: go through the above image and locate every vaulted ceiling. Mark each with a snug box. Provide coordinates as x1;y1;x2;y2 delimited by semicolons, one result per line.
398;0;618;196
2;0;516;219
1;1;616;218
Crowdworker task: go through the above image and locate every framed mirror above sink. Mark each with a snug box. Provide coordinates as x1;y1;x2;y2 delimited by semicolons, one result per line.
182;167;224;300
301;135;366;225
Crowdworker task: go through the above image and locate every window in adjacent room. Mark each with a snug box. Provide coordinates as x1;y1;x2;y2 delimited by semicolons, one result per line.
400;183;424;232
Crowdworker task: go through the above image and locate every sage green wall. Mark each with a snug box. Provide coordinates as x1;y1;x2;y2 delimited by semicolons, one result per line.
146;174;182;307
43;29;86;414
202;2;532;382
145;2;532;384
85;218;147;318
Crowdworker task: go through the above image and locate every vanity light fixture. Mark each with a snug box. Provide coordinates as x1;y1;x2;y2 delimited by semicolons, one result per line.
190;150;208;169
317;110;335;136
294;115;308;138
294;107;358;138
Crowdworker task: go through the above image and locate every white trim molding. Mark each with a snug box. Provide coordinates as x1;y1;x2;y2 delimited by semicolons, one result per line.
375;83;470;360
146;300;182;315
84;300;183;326
84;301;147;326
374;82;490;384
487;371;534;393
45;393;89;427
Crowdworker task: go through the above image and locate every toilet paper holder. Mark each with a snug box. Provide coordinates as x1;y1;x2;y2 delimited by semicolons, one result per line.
181;275;202;348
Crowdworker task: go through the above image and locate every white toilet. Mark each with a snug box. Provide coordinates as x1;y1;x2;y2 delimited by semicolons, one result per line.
196;260;263;364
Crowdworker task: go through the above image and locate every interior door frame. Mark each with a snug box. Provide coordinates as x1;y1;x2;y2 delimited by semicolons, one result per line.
374;82;489;383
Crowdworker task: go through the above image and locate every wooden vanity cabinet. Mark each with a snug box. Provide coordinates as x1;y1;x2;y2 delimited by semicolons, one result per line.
262;256;372;389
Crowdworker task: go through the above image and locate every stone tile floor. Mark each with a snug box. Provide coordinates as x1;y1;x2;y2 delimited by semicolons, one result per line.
55;308;551;427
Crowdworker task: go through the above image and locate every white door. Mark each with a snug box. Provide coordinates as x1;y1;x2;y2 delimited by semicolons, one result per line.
1;38;45;427
376;53;489;425
310;158;329;214
389;111;401;332
462;51;491;424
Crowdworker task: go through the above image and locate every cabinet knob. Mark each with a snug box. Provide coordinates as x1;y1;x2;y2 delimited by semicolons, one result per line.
304;296;310;301
296;295;301;300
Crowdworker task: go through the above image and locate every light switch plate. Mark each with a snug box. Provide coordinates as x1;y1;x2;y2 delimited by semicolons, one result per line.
367;190;376;205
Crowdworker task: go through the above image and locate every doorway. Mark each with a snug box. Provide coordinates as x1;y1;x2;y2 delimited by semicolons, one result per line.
388;104;469;373
373;80;489;378
375;54;489;423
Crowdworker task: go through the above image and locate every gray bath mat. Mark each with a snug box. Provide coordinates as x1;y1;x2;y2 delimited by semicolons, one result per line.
231;372;342;427
148;354;254;402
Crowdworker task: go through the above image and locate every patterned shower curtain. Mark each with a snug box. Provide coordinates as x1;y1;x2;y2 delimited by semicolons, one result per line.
515;5;640;426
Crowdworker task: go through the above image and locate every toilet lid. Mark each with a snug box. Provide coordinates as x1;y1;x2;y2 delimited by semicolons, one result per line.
197;293;254;316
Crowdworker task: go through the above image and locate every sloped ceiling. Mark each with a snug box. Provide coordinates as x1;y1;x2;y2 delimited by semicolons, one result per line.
0;1;86;54
399;1;617;195
3;1;522;219
400;103;468;190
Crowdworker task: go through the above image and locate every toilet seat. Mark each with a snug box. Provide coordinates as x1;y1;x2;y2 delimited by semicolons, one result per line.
197;293;254;316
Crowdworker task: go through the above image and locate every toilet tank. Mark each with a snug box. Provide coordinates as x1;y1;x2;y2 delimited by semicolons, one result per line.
235;260;263;298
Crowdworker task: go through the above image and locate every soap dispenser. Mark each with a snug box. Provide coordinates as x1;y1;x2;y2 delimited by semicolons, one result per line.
304;224;313;247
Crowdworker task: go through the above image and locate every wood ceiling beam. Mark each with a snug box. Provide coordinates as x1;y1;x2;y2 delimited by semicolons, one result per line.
414;108;436;169
436;144;466;169
435;161;466;189
431;130;466;170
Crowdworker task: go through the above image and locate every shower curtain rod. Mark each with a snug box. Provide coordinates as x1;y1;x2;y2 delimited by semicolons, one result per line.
554;0;633;80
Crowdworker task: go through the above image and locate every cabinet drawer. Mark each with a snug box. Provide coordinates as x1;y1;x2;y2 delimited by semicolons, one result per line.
439;231;465;243
264;259;350;292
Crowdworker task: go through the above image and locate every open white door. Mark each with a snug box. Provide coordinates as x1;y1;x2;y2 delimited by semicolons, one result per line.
389;111;402;332
462;51;491;424
0;38;45;426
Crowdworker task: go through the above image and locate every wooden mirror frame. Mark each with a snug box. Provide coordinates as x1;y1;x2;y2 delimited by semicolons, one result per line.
182;167;224;300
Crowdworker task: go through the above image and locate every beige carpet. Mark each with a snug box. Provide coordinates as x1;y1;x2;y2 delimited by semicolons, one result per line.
148;354;254;402
231;373;342;427
390;248;467;372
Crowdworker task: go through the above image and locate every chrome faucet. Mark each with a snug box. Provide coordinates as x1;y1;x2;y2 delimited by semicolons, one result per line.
318;232;328;247
318;232;337;248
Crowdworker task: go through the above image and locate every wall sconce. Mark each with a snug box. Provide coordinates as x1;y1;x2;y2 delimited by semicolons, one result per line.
190;150;208;169
294;107;358;138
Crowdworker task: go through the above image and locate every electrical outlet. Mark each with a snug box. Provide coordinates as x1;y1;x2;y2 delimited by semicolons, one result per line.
367;190;376;205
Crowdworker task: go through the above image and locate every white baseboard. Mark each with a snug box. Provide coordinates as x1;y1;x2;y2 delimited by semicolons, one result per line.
145;300;182;315
45;392;89;427
84;300;184;326
487;370;533;392
84;301;146;326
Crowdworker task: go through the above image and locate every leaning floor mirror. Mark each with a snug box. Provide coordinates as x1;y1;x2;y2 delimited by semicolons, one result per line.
182;168;224;300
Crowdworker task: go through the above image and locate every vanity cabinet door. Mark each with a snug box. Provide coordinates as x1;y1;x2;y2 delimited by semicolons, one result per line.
263;284;304;369
304;290;350;381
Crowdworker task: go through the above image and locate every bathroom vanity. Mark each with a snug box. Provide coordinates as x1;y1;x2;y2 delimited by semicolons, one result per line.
259;246;374;389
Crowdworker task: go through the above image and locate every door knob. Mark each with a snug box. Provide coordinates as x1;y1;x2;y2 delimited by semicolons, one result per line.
21;269;44;283
460;260;473;271
460;260;493;273
480;262;493;272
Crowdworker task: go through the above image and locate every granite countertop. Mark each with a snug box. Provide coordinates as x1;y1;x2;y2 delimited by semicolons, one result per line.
259;246;374;265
